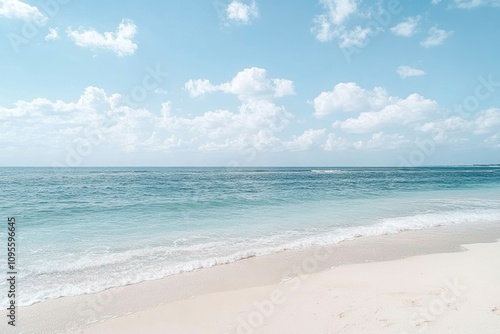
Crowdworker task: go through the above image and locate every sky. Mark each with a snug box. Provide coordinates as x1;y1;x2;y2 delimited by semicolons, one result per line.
0;0;499;167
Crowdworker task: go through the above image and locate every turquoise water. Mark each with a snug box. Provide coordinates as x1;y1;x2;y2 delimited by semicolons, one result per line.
1;167;500;306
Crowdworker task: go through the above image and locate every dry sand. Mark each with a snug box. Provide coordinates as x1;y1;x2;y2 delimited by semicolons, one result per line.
80;241;500;334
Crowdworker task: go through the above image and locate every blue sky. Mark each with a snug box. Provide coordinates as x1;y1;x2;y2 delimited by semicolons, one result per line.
1;0;499;166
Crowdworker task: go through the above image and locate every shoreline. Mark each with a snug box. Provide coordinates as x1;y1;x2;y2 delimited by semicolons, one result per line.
12;206;500;308
6;221;500;333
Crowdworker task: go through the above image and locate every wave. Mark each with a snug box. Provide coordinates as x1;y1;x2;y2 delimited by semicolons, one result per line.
8;208;500;308
310;169;346;174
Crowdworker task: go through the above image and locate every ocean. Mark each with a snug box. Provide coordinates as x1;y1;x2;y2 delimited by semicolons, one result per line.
1;167;499;307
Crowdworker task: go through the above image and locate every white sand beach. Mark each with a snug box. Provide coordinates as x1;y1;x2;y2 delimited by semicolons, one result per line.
9;222;500;334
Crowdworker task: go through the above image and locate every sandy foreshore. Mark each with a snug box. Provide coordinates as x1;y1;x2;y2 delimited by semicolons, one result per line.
6;221;500;334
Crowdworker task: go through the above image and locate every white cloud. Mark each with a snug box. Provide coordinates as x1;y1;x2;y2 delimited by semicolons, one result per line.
161;67;298;152
45;27;59;41
473;108;500;134
320;0;358;25
226;0;258;24
1;83;499;161
312;82;389;117
0;0;47;24
418;116;470;133
184;79;218;98
397;65;426;79
360;132;409;150
198;130;282;152
0;87;127;150
219;67;294;100
417;116;468;143
285;129;326;151
312;14;335;42
185;67;295;101
0;84;293;156
330;89;439;133
313;20;376;48
432;0;442;4
421;27;453;48
454;0;500;8
158;98;292;152
312;0;377;48
232;100;292;131
58;65;285;154
272;79;295;98
323;133;351;151
338;26;373;48
67;19;137;57
390;16;420;37
314;82;440;133
416;109;500;143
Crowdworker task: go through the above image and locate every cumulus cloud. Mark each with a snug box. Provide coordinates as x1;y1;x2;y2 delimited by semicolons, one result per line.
319;0;358;26
333;93;439;133
0;70;292;157
337;26;374;48
0;0;47;24
285;129;326;151
313;82;440;133
2;74;498;161
185;67;295;101
323;133;351;151
67;19;137;57
322;132;409;151
0;85;292;156
184;79;218;98
416;108;500;143
418;116;470;133
219;68;295;100
0;68;297;157
312;82;389;117
0;87;125;151
359;132;409;150
397;66;426;79
181;68;296;151
45;27;59;41
225;0;258;25
390;16;420;37
311;0;378;48
473;108;500;134
157;98;292;152
421;27;453;47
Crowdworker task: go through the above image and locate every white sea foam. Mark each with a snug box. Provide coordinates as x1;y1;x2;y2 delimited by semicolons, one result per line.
7;208;500;308
310;169;346;174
